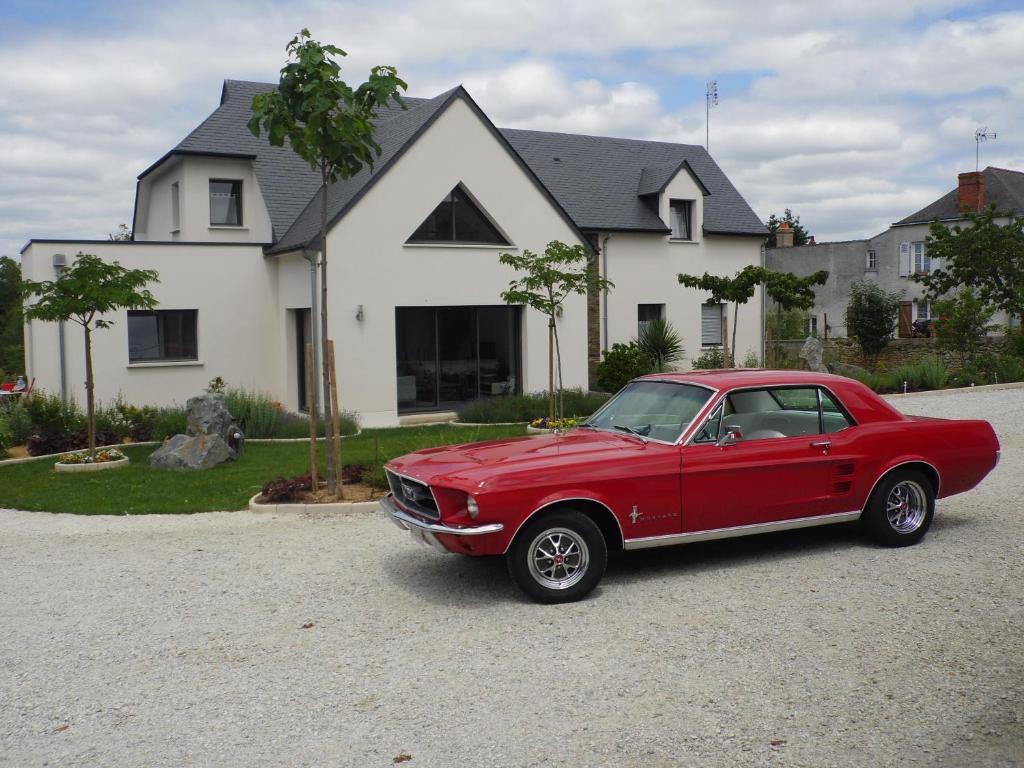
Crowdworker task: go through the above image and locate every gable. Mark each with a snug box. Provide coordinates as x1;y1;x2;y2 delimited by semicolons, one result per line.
408;184;510;245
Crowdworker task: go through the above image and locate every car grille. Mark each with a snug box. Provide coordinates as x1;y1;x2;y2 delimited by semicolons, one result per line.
385;469;440;520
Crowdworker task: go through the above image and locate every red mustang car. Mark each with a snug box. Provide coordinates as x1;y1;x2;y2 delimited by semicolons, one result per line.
383;370;1000;603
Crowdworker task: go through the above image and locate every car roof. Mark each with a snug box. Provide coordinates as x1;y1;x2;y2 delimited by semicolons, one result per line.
636;368;856;390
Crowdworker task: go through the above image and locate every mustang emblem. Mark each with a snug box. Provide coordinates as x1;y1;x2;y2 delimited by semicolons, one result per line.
630;506;640;524
401;481;424;501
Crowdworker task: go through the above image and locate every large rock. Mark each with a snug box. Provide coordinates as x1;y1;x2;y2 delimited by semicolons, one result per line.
799;336;825;372
150;394;243;470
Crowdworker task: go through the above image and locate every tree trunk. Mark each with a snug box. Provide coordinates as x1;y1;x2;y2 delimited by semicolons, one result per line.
548;316;555;422
732;303;740;367
319;164;338;494
84;324;95;454
553;315;564;420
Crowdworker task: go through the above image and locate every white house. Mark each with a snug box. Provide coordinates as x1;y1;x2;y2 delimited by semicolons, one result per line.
21;81;766;427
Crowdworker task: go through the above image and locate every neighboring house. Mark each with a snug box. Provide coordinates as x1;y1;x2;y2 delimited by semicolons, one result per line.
766;167;1024;338
22;81;765;426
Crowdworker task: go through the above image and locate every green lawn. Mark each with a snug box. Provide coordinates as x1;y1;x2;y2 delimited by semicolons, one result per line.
0;424;527;515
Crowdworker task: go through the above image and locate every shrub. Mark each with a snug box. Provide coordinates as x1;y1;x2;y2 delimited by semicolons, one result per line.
151;407;187;441
457;389;609;424
23;391;85;435
845;280;902;367
637;318;684;373
932;288;997;370
2;400;33;445
223;388;280;438
0;415;12;459
916;356;949;391
115;402;160;441
26;427;124;456
596;342;652;392
273;410;360;438
691;347;726;369
260;473;313;503
742;350;761;368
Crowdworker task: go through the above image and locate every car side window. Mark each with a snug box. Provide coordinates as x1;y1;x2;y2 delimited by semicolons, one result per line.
819;389;854;434
724;387;820;442
692;403;723;444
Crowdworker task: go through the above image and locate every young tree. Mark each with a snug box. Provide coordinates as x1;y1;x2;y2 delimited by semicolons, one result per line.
108;224;132;241
678;265;767;366
915;206;1024;320
500;241;613;420
763;269;829;360
766;208;811;247
249;29;406;495
21;254;158;454
932;288;997;370
0;256;25;378
845;279;903;369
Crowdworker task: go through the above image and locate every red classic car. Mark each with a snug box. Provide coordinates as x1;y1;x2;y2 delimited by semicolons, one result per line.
383;370;1000;603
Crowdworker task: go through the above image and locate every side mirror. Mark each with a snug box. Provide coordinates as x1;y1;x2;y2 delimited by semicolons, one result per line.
717;425;743;447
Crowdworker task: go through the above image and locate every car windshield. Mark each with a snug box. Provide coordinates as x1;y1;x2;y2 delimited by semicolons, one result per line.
585;381;713;443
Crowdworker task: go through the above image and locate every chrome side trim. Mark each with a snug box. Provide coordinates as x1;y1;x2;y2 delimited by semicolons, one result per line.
383;495;504;536
622;510;861;551
501;496;624;555
861;459;942;507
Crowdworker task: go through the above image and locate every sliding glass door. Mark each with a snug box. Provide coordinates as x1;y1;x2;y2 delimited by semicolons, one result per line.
395;306;521;412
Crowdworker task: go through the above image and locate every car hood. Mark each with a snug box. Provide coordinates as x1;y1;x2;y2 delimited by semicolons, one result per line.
386;428;652;490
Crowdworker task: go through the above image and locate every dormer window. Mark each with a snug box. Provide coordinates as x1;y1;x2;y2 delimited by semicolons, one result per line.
670;199;693;240
407;184;509;245
210;179;242;226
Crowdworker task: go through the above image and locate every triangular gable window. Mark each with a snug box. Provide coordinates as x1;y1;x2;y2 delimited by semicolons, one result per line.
407;185;510;245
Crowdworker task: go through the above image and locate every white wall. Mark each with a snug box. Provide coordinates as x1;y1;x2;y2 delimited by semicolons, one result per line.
302;95;588;427
600;167;763;367
21;242;280;408
136;157;273;243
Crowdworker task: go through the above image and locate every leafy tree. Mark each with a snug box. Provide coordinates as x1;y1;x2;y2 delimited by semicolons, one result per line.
763;269;829;361
0;256;25;378
932;287;997;370
678;265;767;367
638;317;684;372
844;279;903;368
21;254;158;454
915;205;1024;319
249;29;407;495
108;224;132;241
500;240;613;420
766;208;811;248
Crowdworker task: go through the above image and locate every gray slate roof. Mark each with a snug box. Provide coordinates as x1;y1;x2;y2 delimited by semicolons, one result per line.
148;80;766;250
895;167;1024;225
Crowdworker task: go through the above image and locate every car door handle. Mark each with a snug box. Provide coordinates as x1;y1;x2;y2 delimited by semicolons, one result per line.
810;439;832;452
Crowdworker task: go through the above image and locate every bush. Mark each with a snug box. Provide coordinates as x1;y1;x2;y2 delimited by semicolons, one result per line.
260;473;313;503
1;400;33;445
843;355;948;393
845;280;902;367
23;391;85;435
151;407;187;441
691;347;726;369
115;402;160;441
223;388;281;438
932;288;997;369
741;350;761;368
637;318;684;373
457;389;610;424
273;410;360;438
0;415;12;459
596;342;652;392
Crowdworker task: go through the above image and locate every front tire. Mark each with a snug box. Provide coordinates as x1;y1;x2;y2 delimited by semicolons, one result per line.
507;510;608;603
862;469;934;547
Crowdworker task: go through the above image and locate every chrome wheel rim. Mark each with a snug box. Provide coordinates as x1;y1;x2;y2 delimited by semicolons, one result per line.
886;480;928;533
527;527;589;590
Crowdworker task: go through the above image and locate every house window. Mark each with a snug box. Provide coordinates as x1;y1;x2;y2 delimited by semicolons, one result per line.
171;182;180;232
807;315;818;336
670;200;693;240
912;242;930;274
638;303;664;336
128;310;198;362
914;300;930;321
408;185;509;244
866;250;876;270
209;180;242;226
701;303;723;346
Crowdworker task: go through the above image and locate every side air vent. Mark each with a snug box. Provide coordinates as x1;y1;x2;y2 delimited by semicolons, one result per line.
835;463;855;477
833;480;852;494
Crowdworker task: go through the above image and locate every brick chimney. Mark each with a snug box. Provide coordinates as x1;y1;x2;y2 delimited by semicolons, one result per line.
776;221;794;248
958;171;985;213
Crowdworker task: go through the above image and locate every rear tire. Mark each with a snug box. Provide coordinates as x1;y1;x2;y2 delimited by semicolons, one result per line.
862;469;934;547
507;510;607;604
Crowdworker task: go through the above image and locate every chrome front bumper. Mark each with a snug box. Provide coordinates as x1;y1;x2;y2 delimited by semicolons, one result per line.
382;494;504;552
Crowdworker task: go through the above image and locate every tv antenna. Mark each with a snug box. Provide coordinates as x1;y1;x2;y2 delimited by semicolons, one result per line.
975;127;996;172
705;80;719;152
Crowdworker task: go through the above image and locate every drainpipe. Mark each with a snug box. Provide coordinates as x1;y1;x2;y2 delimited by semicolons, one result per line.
760;239;767;366
303;248;321;419
52;253;68;403
601;233;611;352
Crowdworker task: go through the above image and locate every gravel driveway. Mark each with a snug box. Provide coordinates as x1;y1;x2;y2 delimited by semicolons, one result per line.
1;387;1022;768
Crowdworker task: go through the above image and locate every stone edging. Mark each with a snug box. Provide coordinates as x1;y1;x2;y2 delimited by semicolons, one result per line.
450;421;528;427
248;493;382;515
881;381;1024;399
53;455;131;473
0;442;159;467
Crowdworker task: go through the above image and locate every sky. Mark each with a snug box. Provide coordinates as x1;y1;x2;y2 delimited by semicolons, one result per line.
1;0;1022;258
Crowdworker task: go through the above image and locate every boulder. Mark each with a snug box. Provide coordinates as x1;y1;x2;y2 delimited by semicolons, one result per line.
799;336;825;372
150;394;243;470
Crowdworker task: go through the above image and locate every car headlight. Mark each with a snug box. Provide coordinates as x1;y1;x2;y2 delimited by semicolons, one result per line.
466;495;479;519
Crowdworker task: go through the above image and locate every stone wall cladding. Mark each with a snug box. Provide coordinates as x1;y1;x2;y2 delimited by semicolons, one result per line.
776;336;1009;372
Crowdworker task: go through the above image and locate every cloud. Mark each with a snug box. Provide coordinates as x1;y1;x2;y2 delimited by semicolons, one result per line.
0;0;1021;257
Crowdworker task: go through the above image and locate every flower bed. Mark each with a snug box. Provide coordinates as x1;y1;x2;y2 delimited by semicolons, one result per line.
54;447;129;473
527;417;580;433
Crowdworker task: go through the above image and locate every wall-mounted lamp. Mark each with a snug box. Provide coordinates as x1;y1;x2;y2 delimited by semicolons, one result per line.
355;304;364;322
